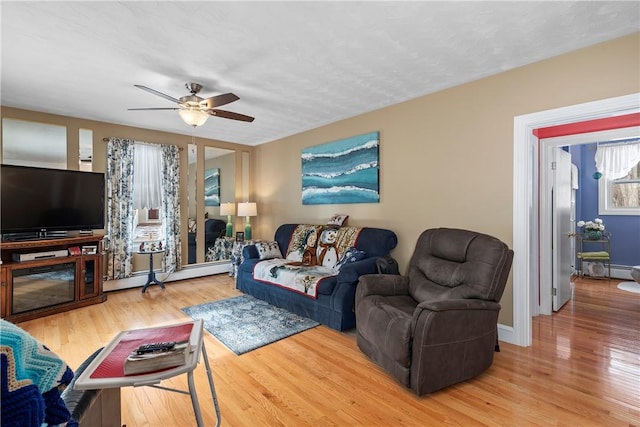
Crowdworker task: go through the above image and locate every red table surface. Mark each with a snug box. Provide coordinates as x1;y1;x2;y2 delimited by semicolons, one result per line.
90;323;194;378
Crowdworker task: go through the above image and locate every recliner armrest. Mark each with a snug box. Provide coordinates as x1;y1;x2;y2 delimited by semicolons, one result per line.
357;273;410;298
417;298;501;312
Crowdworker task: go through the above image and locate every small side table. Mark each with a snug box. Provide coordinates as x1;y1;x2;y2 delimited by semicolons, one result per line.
137;249;165;292
73;320;221;427
576;233;611;279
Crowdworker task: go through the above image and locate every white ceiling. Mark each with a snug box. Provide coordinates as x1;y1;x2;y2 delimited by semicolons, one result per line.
2;1;639;147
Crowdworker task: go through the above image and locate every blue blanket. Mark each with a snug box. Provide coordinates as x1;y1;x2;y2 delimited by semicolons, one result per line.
0;319;75;427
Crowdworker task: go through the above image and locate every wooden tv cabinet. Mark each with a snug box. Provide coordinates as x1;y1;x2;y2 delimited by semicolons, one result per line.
0;235;106;322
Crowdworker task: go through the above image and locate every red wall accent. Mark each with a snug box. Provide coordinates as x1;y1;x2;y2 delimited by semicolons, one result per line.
533;113;640;139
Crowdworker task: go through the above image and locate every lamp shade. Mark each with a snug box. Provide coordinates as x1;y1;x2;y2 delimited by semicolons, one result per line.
178;108;209;127
237;202;257;217
219;202;236;216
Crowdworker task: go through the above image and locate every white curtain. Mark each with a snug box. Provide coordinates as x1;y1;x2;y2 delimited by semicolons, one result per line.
595;141;640;179
133;143;163;209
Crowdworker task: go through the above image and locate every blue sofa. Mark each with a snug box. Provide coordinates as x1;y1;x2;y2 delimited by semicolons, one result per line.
236;224;398;331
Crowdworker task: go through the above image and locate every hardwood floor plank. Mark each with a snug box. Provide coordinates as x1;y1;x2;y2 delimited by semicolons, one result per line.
12;275;640;426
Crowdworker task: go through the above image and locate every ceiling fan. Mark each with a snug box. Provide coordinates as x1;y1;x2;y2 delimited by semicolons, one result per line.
128;82;254;127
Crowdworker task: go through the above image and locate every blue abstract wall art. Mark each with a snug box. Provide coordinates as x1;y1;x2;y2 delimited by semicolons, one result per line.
204;168;220;206
302;131;380;205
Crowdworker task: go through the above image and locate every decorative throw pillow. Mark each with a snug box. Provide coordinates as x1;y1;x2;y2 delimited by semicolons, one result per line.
327;214;349;227
334;247;366;270
255;241;283;260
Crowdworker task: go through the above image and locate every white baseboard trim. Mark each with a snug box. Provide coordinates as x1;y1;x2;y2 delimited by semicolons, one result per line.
103;262;231;292
497;323;514;345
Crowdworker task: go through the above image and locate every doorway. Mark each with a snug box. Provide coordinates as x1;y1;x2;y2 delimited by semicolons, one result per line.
540;128;640;314
510;93;640;347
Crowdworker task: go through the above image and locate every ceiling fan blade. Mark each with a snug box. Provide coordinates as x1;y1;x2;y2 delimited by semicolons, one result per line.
134;85;180;103
127;107;180;111
208;109;255;122
204;93;240;109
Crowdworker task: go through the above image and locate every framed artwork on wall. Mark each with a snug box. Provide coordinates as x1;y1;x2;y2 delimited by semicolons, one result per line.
204;168;220;206
301;131;380;205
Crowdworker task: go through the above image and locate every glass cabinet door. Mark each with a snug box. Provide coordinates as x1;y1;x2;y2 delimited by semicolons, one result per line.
80;256;100;299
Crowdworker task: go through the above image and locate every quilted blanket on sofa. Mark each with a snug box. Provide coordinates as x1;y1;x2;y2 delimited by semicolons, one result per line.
285;224;362;268
253;258;336;298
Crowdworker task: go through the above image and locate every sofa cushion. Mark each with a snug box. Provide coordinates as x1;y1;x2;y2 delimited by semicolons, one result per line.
255;241;283;260
327;214;349;227
335;247;367;270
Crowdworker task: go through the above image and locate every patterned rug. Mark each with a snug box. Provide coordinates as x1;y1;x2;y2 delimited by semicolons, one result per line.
181;295;319;355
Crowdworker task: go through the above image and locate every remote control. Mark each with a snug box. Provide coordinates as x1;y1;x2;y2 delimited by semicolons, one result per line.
136;341;176;354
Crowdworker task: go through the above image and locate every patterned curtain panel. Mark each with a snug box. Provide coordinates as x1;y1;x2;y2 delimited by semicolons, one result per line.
161;144;182;272
106;138;135;279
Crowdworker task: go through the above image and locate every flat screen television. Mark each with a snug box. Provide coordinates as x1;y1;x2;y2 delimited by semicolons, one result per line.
1;164;105;238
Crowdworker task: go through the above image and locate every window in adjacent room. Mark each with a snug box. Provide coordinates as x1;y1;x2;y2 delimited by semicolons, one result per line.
597;140;640;215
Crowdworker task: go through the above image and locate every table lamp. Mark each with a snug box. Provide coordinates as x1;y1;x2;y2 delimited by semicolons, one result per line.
237;202;257;240
220;202;236;237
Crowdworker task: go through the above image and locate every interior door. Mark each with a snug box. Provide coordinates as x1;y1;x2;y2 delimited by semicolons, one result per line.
552;148;573;311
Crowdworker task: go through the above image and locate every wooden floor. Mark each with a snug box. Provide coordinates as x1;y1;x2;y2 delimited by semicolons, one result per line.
17;275;640;426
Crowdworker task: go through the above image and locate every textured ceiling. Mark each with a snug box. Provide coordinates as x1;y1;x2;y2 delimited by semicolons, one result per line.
2;1;639;146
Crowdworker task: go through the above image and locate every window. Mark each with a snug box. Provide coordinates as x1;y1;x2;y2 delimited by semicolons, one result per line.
599;161;640;215
131;143;164;244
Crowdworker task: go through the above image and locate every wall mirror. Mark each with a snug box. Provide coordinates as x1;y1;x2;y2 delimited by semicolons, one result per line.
79;128;93;171
1;118;67;169
200;146;236;263
186;143;198;265
185;145;235;265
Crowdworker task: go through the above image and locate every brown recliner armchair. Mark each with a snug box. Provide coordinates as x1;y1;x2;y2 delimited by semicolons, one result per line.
355;228;513;396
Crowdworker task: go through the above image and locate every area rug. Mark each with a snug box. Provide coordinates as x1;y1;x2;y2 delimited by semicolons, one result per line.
617;281;640;294
181;295;319;355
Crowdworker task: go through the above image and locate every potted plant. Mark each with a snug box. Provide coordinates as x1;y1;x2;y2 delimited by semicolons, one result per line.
577;218;605;240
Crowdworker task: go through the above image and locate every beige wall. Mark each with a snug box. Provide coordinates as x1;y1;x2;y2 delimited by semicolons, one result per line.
253;33;640;326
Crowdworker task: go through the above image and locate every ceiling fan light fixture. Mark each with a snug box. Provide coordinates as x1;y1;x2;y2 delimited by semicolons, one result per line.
179;108;209;127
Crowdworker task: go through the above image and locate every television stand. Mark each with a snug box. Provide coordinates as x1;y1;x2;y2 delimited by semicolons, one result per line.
0;235;106;322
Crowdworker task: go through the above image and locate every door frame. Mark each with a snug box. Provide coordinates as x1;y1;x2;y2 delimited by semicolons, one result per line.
538;127;640;314
511;93;639;347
